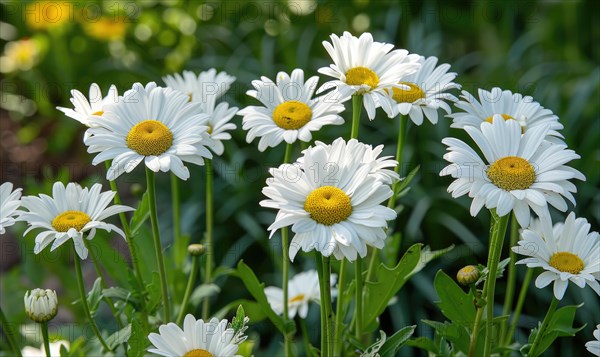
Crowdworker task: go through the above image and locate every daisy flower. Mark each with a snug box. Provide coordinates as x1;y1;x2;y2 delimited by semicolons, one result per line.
265;269;337;319
148;314;246;357
18;182;133;260
512;212;599;300
199;95;238;156
261;137;398;261
440;118;584;232
318;31;421;120
586;325;600;356
0;182;22;234
84;82;213;180
56;83;119;127
22;340;70;357
449;87;564;141
384;56;460;124
238;68;345;152
163;68;235;103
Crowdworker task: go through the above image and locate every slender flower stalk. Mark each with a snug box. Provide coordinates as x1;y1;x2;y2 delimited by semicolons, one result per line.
73;250;111;351
505;268;534;345
281;144;293;357
85;240;122;328
0;307;22;357
355;257;364;340
322;256;334;357
299;317;312;356
171;173;183;268
176;253;200;325
146;168;170;322
500;214;519;341
387;115;407;210
40;322;51;357
528;297;559;357
315;252;328;357
202;159;214;320
334;259;347;356
483;210;510;355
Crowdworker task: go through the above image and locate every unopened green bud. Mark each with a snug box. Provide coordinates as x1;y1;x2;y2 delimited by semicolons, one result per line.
187;244;205;256
457;265;480;286
24;289;58;323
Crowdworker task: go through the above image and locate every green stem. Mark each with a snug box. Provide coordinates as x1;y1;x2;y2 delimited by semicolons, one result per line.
315;252;328;357
202;159;214;320
281;143;294;357
85;241;122;328
354;256;364;341
351;94;362;139
146;168;170;322
299;317;312;356
483;210;510;356
104;161;146;299
505;268;534;345
0;306;22;357
387;114;407;210
73;253;111;351
171;173;183;268
334;259;347;356
322;256;333;357
176;256;199;325
528;297;559;357
500;214;519;342
41;322;51;357
469;304;484;357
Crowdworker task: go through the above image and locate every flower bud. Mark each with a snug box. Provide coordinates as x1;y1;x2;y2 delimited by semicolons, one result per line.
457;265;480;286
24;289;58;323
188;244;205;256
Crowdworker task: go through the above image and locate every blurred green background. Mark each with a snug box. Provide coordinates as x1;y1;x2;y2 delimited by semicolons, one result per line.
1;0;598;355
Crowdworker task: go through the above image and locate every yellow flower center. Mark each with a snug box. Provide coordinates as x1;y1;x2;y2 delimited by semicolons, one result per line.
304;186;352;226
549;252;584;274
289;294;305;303
487;156;535;191
391;82;426;103
485;113;515;123
207;125;213;134
272;100;312;130
51;210;91;232
187;93;193;102
92;111;104;116
183;350;213;357
126;120;173;156
345;66;379;90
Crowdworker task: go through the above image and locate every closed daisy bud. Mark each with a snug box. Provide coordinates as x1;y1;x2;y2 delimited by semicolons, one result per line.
457;265;480;286
188;244;205;256
24;289;58;323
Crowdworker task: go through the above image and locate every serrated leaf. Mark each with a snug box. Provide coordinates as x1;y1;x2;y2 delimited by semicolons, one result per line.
127;319;147;357
87;278;103;317
434;270;476;326
129;192;149;235
145;272;162;313
106;324;132;350
423;320;471;354
236;260;296;335
361;331;387;356
476;257;511;286
527;303;586;356
379;325;416;357
213;299;267;322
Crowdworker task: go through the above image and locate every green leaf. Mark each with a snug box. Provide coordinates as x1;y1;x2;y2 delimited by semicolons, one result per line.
129;192;150;235
188;284;221;306
127;319;147;357
102;287;140;309
231;305;246;332
395;165;420;195
145;272;162;313
106;324;132;350
433;270;476;325
379;325;416;357
236;260;296;335
405;337;439;354
213;299;267;323
476;257;511;286
525;303;586;356
423;320;471;354
87;278;103;317
361;330;387;356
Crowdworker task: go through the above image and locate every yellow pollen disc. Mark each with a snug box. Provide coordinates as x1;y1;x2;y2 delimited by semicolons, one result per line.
52;210;91;232
183;350;213;357
345;66;380;90
487;156;535;191
485;113;515;123
207;125;213;134
92;110;104;116
126;120;173;156
289;294;305;303
549;252;584;274
391;82;426;103
272;100;312;130
304;186;352;226
187;93;193;102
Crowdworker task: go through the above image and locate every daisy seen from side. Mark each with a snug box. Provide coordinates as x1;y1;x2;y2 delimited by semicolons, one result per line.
56;83;118;127
163;69;236;103
0;182;22;234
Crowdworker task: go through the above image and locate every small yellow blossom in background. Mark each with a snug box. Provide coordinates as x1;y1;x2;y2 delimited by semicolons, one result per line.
0;38;42;73
25;1;74;30
83;17;129;42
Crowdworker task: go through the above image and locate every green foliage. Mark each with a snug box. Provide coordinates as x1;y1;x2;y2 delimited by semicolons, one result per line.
86;278;103;317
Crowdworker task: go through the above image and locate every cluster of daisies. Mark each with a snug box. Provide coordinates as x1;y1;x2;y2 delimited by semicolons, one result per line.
0;30;598;356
